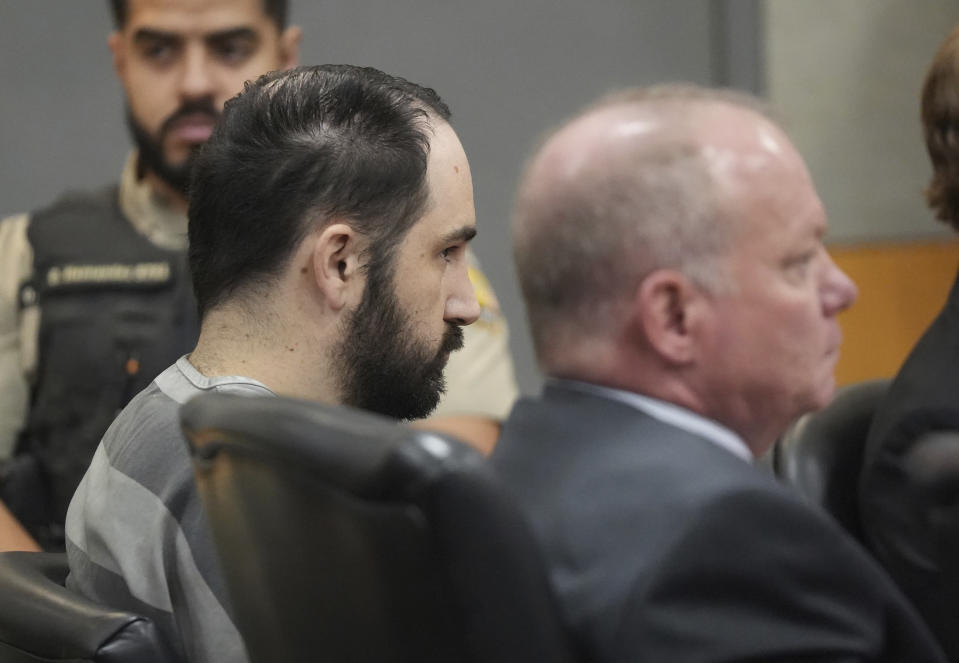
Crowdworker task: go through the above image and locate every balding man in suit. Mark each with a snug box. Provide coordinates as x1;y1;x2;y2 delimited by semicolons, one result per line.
491;85;946;662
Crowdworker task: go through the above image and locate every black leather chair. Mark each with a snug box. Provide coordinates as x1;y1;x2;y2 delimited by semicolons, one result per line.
902;430;959;659
904;430;959;506
904;430;959;563
180;393;580;663
773;378;890;542
0;551;175;662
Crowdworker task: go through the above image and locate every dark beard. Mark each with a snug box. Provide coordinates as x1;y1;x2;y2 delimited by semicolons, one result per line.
125;99;220;197
333;260;464;421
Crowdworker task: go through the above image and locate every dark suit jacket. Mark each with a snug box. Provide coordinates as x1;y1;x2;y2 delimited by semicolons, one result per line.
491;382;945;662
860;270;959;661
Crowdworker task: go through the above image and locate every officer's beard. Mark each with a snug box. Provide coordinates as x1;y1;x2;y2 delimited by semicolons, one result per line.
332;257;464;421
125;99;220;198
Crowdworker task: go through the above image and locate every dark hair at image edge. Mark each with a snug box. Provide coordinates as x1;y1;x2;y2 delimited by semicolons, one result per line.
107;0;289;29
922;26;959;231
187;64;451;318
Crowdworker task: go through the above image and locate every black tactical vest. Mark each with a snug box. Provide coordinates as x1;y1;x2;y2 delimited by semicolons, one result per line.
10;186;198;547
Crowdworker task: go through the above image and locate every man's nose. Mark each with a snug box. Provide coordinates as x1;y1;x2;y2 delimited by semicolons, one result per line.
179;45;215;99
822;254;858;316
444;265;481;326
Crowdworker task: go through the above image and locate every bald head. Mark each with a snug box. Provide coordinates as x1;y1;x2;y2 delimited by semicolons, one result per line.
514;84;858;450
513;84;806;371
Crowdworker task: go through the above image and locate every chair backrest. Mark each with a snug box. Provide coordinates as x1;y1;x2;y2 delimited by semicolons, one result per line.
0;551;175;663
773;378;890;542
180;393;579;663
904;430;959;559
905;430;959;507
903;430;959;659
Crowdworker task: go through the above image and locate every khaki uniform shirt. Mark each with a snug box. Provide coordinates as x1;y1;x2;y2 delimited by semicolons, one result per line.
0;154;518;457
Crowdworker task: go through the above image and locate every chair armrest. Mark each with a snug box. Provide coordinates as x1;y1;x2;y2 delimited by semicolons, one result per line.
0;551;177;662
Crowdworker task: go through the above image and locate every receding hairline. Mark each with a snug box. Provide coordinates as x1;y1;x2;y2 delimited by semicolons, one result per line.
108;0;289;30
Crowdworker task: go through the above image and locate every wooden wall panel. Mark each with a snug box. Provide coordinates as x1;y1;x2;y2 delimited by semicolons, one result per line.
830;239;959;385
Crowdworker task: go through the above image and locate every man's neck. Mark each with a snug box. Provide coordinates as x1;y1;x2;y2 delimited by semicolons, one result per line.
189;304;341;405
548;348;766;458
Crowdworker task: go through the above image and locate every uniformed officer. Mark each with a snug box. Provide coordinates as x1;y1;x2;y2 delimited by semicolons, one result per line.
0;0;518;551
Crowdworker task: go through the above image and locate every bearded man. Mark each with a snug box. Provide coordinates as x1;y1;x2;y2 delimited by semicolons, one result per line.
0;0;517;552
66;63;482;663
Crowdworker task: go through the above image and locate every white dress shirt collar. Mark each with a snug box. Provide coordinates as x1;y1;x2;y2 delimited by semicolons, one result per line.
547;378;753;463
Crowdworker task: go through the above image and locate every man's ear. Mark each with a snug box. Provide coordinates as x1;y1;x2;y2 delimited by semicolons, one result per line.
633;269;705;365
312;223;362;311
278;26;302;70
107;31;126;79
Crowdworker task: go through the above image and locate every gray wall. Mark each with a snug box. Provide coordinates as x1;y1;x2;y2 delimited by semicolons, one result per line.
0;1;752;396
764;0;959;243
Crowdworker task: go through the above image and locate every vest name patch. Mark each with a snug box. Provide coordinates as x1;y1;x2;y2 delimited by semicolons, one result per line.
44;262;172;288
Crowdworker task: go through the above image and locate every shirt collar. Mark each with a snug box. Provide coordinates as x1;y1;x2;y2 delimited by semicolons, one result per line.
547;377;753;462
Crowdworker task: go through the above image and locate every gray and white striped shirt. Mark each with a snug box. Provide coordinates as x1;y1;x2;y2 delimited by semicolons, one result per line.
65;357;273;663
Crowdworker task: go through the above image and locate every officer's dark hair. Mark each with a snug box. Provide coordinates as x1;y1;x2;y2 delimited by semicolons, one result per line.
188;64;451;318
107;0;289;29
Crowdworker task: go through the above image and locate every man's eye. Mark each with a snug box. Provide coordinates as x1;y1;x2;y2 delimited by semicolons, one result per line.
785;251;816;278
213;39;254;63
441;246;458;262
141;40;176;62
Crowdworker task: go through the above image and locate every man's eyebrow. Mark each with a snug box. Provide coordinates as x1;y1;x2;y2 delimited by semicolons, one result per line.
205;27;260;44
132;27;258;44
440;226;477;245
133;28;180;44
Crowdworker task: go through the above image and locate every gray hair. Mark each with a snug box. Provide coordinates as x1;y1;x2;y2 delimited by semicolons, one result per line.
513;84;774;359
